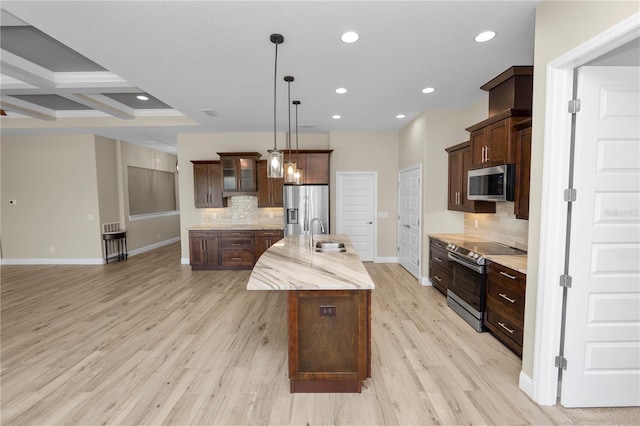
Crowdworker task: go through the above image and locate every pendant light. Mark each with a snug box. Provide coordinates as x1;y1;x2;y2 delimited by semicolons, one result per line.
283;75;297;183
267;34;284;178
293;100;303;185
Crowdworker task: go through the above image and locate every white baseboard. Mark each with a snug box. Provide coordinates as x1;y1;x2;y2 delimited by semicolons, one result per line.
128;237;180;257
519;370;534;400
181;257;190;265
374;256;398;263
1;237;181;265
1;258;104;265
420;276;432;286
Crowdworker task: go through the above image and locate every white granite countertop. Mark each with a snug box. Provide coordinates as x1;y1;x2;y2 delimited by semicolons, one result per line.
189;223;284;231
247;234;375;291
484;254;528;275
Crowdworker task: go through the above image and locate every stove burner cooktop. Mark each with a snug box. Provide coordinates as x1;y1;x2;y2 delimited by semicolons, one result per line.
446;241;525;265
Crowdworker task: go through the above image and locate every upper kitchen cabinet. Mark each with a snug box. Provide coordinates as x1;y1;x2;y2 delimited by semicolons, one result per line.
256;160;283;207
284;150;332;185
217;152;261;196
192;160;226;208
514;119;532;220
446;141;495;213
466;66;533;169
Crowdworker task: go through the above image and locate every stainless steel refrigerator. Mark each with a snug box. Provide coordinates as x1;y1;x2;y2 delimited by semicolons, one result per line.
283;185;329;236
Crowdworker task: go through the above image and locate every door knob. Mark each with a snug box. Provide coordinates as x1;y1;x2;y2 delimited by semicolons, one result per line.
367;221;373;224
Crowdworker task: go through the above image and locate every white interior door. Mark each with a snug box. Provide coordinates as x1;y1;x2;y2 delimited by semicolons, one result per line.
336;172;376;261
561;66;640;407
398;166;421;279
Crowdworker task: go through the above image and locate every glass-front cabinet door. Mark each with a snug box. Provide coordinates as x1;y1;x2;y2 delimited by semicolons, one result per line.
218;152;261;193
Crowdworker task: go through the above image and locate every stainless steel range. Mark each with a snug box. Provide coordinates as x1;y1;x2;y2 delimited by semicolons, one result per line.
445;241;525;332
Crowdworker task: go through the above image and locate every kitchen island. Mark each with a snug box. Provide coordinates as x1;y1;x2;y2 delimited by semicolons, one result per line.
247;234;375;393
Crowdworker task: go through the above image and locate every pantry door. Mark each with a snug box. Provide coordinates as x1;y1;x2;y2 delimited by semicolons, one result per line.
560;66;640;407
398;165;421;279
336;172;376;261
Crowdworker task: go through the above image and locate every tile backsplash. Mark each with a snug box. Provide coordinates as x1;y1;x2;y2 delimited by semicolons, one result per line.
464;202;528;251
200;196;283;225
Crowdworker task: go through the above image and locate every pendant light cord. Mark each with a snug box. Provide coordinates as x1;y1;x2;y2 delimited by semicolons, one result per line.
273;42;278;150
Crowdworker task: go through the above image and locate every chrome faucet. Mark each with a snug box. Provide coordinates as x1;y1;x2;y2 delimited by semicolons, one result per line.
309;217;326;248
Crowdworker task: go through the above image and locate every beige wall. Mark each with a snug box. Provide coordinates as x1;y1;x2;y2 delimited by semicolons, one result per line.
329;131;399;258
0;134;179;262
398;100;489;280
1;134;103;260
522;0;639;378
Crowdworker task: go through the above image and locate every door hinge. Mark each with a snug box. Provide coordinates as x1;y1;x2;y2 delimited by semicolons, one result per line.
417;219;420;226
568;99;581;114
559;274;572;288
564;188;577;202
555;355;567;370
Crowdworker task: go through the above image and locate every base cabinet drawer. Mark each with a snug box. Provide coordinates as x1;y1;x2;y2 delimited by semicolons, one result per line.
220;249;254;268
429;262;449;295
484;302;524;356
485;260;526;357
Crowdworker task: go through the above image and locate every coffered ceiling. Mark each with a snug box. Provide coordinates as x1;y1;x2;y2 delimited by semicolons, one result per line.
0;1;539;153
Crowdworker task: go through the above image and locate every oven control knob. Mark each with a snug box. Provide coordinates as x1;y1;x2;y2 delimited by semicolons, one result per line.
473;253;479;259
468;251;474;257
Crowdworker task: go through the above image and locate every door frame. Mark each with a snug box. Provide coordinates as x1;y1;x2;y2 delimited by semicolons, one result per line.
397;164;422;280
335;171;377;261
528;13;639;406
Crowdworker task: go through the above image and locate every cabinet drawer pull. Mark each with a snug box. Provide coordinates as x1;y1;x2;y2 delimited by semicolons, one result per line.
231;257;242;260
232;243;242;246
434;257;443;263
498;321;515;334
499;293;516;304
433;275;442;282
499;271;518;280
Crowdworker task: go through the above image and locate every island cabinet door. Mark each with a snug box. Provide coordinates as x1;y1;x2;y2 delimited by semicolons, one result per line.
287;289;371;393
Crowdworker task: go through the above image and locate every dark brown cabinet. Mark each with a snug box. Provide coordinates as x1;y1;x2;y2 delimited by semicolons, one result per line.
256;160;283;207
467;113;528;169
515;120;532;220
254;229;284;260
429;237;450;295
219;230;254;269
288;289;371;393
284;150;332;185
189;228;284;270
484;261;526;357
189;230;219;269
192;161;226;208
446;142;495;213
217;152;261;196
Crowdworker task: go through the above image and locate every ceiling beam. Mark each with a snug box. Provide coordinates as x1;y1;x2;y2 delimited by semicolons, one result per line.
62;93;135;119
0;96;56;121
0;49;55;88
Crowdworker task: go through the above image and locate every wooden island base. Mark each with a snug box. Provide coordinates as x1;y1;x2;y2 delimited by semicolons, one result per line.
288;289;371;393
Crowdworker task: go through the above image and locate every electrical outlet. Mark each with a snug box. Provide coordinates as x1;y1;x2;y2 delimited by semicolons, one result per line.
269;211;274;219
88;214;94;221
157;233;160;239
49;246;55;253
474;219;479;229
319;305;336;317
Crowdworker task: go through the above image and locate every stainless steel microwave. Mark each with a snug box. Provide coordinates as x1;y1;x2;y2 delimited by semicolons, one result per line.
467;164;515;202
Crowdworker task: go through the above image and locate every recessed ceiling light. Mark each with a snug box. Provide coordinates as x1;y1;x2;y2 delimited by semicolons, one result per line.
335;88;347;94
474;31;496;43
332;115;341;119
341;31;359;43
136;95;149;101
422;87;435;94
396;114;406;119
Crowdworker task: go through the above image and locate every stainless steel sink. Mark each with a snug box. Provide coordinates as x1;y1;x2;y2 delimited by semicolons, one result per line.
314;241;346;253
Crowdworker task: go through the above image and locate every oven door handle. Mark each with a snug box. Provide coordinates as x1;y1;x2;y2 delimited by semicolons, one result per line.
447;252;484;274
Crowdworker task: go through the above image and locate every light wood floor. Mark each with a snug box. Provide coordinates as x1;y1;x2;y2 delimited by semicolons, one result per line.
2;242;638;425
